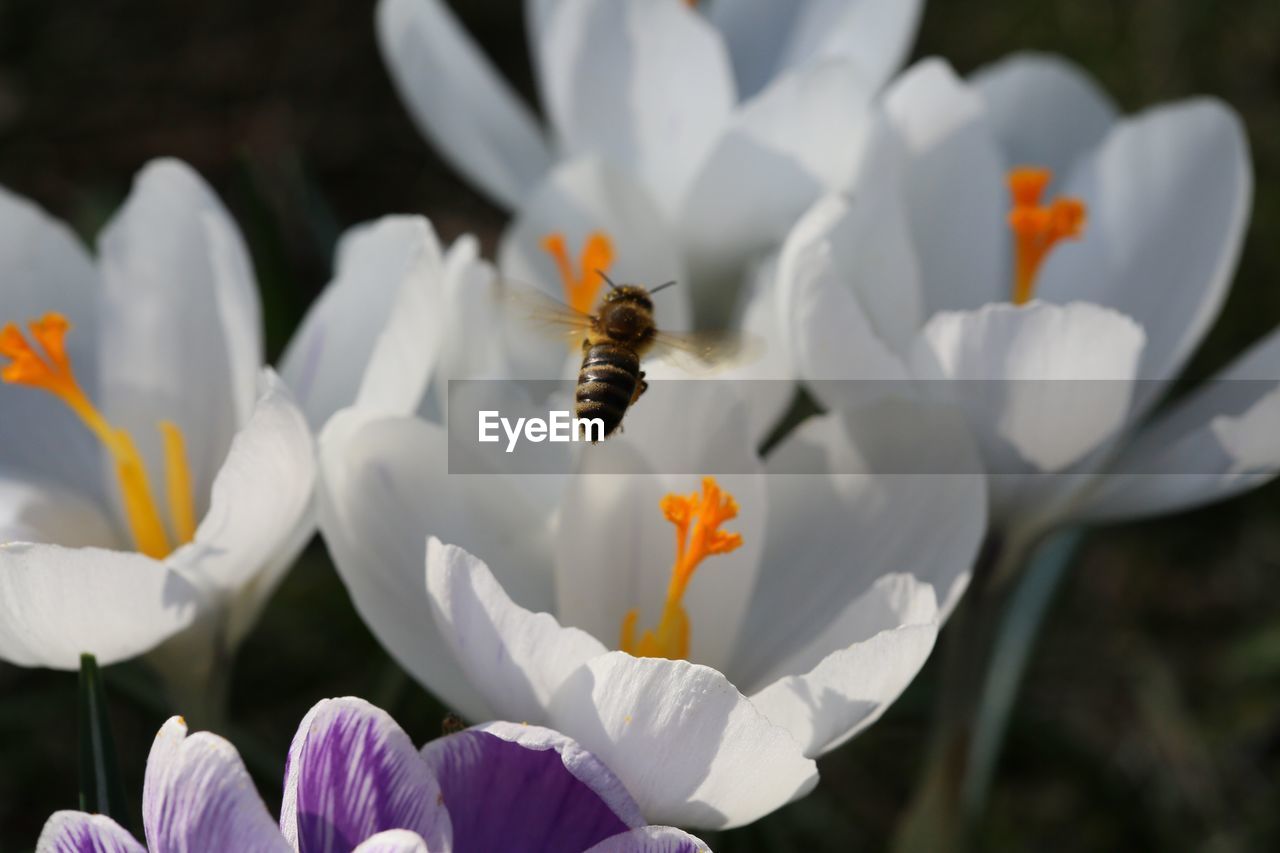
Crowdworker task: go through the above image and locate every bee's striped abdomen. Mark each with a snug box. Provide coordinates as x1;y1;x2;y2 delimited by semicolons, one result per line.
576;342;640;440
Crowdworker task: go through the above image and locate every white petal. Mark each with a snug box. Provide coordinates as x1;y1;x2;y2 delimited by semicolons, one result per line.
281;216;446;429
680;60;876;296
352;830;431;853
555;384;765;672
96;158;261;519
540;0;735;214
169;370;315;600
702;0;805;100
773;0;925;96
749;574;939;755
875;58;1007;315
1036;99;1251;399
426;538;607;724
0;543;202;668
0;186;105;498
377;0;553;208
0;475;121;548
585;826;710;853
970;51;1119;178
1081;329;1280;521
548;652;818;829
318;411;556;720
912;301;1146;473
732;405;984;689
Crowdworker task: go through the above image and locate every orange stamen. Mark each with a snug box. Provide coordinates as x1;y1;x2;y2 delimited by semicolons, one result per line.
1007;167;1087;305
0;312;197;558
539;231;615;315
619;476;744;660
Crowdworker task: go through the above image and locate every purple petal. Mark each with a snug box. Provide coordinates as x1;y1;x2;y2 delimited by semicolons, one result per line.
280;697;449;853
143;717;288;852
36;812;146;853
351;829;431;852
421;721;643;853
585;826;711;852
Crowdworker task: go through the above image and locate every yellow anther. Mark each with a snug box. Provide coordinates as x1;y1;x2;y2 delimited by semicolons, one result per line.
539;231;615;315
0;312;197;558
1007;167;1087;305
619;476;744;661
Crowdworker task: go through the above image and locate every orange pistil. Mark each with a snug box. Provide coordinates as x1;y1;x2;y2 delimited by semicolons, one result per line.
0;312;196;558
619;476;744;661
1007;167;1087;305
539;231;615;315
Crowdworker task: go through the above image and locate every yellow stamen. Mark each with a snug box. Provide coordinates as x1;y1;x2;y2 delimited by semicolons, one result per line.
1007;167;1087;305
619;476;744;660
539;231;615;315
0;313;197;558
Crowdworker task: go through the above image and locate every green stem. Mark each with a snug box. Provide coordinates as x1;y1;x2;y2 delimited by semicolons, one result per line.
78;654;131;824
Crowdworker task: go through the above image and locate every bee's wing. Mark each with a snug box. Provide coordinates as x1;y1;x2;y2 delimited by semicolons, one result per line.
499;277;593;345
647;329;765;376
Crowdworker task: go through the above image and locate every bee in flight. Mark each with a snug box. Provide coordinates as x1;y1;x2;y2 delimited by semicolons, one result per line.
513;272;749;441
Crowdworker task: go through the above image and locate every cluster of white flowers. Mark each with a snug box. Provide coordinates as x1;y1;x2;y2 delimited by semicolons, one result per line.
2;0;1276;841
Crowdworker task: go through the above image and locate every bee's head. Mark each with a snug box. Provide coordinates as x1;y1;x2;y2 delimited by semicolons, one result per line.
602;284;655;313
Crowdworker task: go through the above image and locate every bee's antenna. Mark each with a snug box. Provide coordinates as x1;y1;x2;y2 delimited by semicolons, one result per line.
649;280;678;295
597;270;620;290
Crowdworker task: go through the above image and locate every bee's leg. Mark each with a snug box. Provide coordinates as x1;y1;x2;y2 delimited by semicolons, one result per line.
630;371;648;405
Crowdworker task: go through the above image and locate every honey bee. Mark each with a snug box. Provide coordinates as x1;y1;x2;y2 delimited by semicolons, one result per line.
510;273;751;440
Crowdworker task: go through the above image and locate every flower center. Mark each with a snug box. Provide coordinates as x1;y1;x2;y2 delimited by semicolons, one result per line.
0;312;196;558
539;231;615;315
618;476;743;661
1007;167;1087;305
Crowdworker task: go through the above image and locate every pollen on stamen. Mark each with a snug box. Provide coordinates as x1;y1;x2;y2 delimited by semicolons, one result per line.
539;230;615;315
619;476;744;661
1007;167;1088;305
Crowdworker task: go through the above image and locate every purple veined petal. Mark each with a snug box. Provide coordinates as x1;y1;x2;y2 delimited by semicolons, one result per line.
421;721;644;853
36;811;146;853
585;826;711;853
351;829;432;852
280;697;450;853
143;717;289;853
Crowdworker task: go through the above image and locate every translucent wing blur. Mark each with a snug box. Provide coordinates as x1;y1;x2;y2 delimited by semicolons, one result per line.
647;329;765;375
498;276;593;345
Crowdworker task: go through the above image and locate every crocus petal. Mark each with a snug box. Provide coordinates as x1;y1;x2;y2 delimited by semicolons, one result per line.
351;831;431;853
969;52;1119;178
1080;329;1280;522
426;538;608;725
280;216;446;430
0;186;104;498
280;698;449;853
0;544;201;668
422;722;642;851
1036;99;1251;401
585;826;710;853
168;370;315;598
36;812;146;853
874;58;1007;316
681;59;875;294
318;411;555;721
143;716;289;852
548;652;818;829
540;0;735;215
912;301;1146;474
748;574;940;756
377;0;553;208
95;158;262;518
705;0;923;100
0;476;120;549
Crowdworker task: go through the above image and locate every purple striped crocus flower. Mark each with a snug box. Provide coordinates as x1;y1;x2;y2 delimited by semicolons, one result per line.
36;697;708;852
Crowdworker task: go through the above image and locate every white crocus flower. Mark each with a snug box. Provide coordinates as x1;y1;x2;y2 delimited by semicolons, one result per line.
316;315;987;832
781;54;1276;545
378;0;923;304
0;159;315;708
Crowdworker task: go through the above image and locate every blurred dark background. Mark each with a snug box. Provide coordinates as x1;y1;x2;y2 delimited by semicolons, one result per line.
1;0;1278;850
